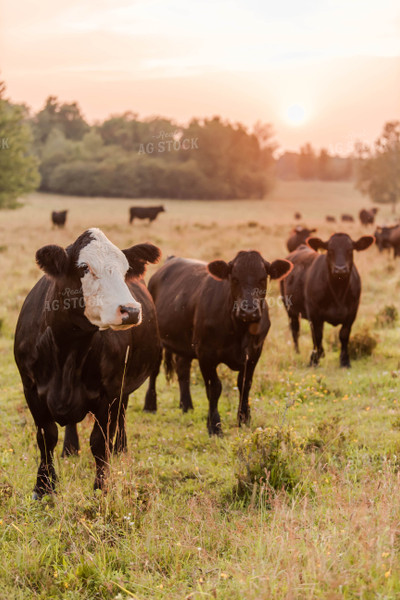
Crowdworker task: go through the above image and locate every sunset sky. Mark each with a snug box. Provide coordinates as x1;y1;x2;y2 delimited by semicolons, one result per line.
1;0;399;154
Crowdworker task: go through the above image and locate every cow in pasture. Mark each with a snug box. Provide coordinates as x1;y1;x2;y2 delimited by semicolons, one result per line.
51;210;68;228
341;214;354;223
287;226;317;253
359;208;378;226
129;205;165;224
14;228;161;498
281;233;374;367
294;212;302;220
326;215;336;223
143;252;293;435
374;224;400;256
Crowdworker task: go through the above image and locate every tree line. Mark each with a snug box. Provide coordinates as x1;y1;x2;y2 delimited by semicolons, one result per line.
0;83;399;209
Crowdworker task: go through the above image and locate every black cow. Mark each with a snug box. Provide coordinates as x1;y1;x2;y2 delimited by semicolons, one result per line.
51;210;68;228
359;208;378;226
143;252;292;435
14;228;161;498
326;215;336;223
294;212;302;220
374;225;400;256
287;226;317;253
129;205;165;224
281;233;374;367
341;214;354;223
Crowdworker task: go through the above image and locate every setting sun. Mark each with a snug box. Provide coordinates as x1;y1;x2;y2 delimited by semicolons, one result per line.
285;104;307;126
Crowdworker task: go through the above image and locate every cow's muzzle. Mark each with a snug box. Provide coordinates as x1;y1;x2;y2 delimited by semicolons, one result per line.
120;305;141;325
332;265;350;278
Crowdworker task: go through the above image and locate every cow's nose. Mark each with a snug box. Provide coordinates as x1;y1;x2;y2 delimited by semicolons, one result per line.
333;265;349;276
119;305;141;325
238;306;261;322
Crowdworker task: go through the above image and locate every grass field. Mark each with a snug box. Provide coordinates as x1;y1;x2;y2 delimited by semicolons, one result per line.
1;181;400;599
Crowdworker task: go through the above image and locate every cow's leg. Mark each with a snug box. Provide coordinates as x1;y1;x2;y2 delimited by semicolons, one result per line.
237;356;259;426
61;423;80;457
23;383;58;499
199;360;222;436
339;319;354;368
143;348;162;412
113;394;128;454
90;402;118;491
175;355;193;412
289;312;301;353
309;319;324;366
34;421;58;499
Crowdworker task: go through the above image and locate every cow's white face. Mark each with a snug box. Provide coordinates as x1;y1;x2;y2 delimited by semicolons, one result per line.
77;229;142;330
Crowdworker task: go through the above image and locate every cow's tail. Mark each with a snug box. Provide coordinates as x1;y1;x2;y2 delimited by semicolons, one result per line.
164;348;175;382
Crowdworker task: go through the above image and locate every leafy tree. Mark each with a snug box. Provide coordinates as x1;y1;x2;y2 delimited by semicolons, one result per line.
356;121;400;213
32;96;89;145
0;83;40;208
298;143;317;179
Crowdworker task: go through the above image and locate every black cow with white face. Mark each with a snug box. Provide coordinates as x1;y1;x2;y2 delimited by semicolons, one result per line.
281;233;374;367
14;228;161;498
143;251;292;435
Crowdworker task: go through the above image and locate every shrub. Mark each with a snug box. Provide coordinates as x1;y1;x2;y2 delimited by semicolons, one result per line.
348;327;377;359
375;304;399;328
234;426;305;503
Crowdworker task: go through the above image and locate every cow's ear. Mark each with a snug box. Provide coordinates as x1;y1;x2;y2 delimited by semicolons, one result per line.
353;235;374;251
36;245;69;278
124;243;161;278
208;260;231;280
268;259;293;280
307;237;328;251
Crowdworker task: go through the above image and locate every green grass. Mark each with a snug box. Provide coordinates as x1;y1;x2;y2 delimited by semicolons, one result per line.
1;181;400;598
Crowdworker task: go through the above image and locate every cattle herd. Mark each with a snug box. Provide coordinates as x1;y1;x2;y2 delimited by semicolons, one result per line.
12;204;396;497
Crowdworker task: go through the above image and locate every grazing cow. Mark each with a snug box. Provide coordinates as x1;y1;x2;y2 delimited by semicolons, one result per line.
294;212;302;220
374;224;400;256
281;233;374;367
287;226;317;253
341;214;354;223
14;228;161;498
129;205;165;224
326;215;336;223
51;210;68;228
143;252;292;435
359;208;378;226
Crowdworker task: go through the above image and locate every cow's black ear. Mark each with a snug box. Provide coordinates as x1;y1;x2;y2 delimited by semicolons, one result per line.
268;259;293;280
124;243;161;278
207;260;231;280
36;245;69;278
307;237;327;251
353;236;374;251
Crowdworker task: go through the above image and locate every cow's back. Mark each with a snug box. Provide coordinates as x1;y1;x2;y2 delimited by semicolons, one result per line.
148;257;209;357
281;245;317;315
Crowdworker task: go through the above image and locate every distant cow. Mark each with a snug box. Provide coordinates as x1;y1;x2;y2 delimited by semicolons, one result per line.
374;224;400;256
14;228;161;498
287;226;317;253
144;252;292;435
326;215;336;223
281;233;374;367
129;205;165;224
51;210;68;228
341;214;354;223
294;212;302;220
359;208;378;226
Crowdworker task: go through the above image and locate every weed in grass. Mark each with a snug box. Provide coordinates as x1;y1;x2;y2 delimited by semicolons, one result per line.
375;304;399;328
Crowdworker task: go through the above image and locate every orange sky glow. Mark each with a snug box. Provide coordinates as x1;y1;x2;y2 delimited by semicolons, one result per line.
1;0;399;154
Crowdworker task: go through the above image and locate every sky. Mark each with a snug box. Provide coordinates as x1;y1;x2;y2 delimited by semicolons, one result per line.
1;0;399;154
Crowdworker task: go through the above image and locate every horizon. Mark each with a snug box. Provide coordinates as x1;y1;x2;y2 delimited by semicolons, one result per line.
1;0;399;156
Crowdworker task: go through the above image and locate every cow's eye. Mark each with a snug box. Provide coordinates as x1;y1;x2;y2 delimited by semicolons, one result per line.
78;264;90;277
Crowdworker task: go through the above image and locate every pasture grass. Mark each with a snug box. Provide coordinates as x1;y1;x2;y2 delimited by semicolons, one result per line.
1;181;400;598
